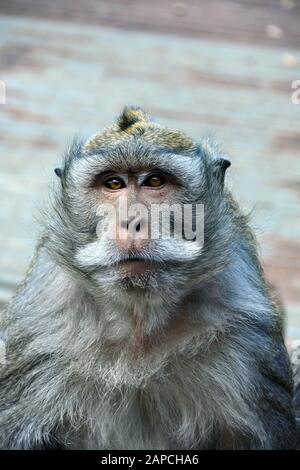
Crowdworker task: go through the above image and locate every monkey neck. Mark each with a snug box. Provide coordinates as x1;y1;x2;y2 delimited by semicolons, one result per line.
92;286;207;361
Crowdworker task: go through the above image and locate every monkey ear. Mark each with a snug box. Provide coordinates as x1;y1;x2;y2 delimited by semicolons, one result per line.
212;158;231;186
54;168;62;178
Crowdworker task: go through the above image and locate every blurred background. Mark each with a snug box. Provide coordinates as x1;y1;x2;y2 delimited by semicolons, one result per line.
0;0;299;344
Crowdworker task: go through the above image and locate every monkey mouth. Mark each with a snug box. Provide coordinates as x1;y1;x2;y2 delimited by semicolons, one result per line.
116;255;162;272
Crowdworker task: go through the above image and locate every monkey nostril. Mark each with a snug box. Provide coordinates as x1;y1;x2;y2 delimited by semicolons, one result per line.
122;219;141;233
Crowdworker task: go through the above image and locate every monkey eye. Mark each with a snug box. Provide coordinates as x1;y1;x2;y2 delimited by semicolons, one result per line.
104;177;125;190
143;174;165;188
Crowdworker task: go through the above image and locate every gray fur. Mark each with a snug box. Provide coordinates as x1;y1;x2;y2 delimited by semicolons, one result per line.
0;110;296;449
292;346;300;447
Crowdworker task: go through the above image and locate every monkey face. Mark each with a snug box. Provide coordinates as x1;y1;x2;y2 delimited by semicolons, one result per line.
66;142;204;291
51;110;232;302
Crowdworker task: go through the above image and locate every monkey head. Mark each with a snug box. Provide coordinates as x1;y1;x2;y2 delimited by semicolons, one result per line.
49;107;233;307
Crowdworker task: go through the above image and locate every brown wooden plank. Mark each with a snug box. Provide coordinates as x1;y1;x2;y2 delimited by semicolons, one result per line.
0;0;300;48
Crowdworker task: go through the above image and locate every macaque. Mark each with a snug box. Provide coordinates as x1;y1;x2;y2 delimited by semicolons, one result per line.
0;107;296;449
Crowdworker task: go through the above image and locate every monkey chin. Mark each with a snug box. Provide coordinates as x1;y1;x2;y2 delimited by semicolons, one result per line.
117;262;160;291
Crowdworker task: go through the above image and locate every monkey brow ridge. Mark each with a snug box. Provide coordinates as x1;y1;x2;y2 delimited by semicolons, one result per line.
84;106;197;154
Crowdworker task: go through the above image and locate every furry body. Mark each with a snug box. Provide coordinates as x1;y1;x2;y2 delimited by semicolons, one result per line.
0;107;296;449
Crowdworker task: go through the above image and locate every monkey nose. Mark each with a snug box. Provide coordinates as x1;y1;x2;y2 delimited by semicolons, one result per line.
116;217;148;251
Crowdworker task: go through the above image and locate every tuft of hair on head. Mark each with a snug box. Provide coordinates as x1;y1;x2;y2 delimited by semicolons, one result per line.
84;105;197;153
117;106;151;132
